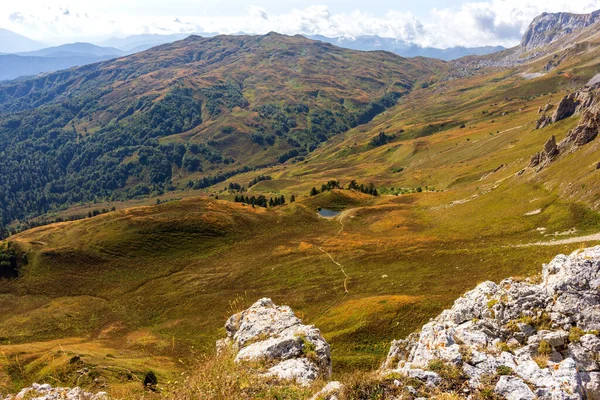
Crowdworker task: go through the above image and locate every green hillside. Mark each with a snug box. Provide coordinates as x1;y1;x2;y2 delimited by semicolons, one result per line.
0;33;445;230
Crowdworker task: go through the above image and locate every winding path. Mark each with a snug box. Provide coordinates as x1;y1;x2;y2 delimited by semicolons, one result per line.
318;246;349;293
515;233;600;247
316;208;356;293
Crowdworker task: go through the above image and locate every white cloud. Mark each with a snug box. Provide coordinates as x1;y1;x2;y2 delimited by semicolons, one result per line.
423;0;600;47
2;1;600;47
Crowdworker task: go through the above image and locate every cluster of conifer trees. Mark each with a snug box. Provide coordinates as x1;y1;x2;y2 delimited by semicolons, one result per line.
0;242;25;279
309;180;379;196
233;194;295;208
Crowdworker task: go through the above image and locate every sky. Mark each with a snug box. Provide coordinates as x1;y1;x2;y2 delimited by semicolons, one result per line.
2;0;600;48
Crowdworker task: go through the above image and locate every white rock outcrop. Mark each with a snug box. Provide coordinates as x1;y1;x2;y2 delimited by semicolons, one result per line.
3;383;107;400
383;246;600;399
218;298;331;386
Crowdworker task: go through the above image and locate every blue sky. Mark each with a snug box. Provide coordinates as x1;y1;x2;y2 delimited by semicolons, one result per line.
2;0;600;47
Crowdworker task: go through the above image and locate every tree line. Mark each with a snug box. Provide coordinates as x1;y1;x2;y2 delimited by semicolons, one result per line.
0;242;26;279
310;180;379;196
234;194;294;208
248;175;272;188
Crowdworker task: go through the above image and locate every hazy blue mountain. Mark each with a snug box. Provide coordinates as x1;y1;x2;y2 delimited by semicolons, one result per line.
18;42;125;58
0;29;45;53
401;45;506;60
307;35;505;61
0;54;115;81
99;33;203;51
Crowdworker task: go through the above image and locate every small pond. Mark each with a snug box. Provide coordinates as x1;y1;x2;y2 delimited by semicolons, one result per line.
317;208;342;218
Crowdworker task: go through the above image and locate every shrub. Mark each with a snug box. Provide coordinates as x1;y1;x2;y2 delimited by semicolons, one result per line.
538;340;552;356
427;359;467;391
496;342;511;353
496;365;513;376
487;299;498;309
477;387;502;399
569;327;585;343
297;334;318;363
459;345;473;364
369;131;394;147
220;126;234;134
338;371;406;400
143;370;158;387
534;355;549;369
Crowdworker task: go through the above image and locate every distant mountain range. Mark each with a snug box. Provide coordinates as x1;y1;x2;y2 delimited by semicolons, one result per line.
0;42;127;81
0;29;506;81
306;35;505;61
0;32;446;224
17;42;125;58
0;28;44;53
98;33;218;52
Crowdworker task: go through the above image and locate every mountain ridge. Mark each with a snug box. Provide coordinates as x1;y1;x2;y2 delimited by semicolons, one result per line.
0;28;44;53
521;9;600;50
17;42;124;58
307;34;505;61
0;53;117;81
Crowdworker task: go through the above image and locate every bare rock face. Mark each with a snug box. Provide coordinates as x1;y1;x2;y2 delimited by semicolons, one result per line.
382;246;600;399
520;10;600;51
531;85;600;170
218;298;331;386
3;383;107;400
535;114;552;129
536;89;595;130
559;107;600;150
551;94;580;123
529;135;558;169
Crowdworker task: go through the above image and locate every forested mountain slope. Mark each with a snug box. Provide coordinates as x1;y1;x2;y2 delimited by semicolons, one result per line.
0;33;445;229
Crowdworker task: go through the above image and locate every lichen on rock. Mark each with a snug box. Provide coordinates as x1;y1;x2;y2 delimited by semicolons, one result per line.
382;246;600;399
217;297;331;386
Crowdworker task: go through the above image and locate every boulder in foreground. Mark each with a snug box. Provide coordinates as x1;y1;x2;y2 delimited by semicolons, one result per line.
383;246;600;399
217;297;331;386
3;383;107;400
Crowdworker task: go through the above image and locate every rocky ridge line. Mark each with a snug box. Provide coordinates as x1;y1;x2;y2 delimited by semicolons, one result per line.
521;10;600;51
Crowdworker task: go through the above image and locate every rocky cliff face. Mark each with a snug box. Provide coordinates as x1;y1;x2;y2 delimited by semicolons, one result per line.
521;10;600;51
531;83;600;170
382;246;600;399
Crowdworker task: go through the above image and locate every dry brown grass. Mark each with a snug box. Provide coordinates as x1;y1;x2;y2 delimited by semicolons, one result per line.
164;349;315;400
